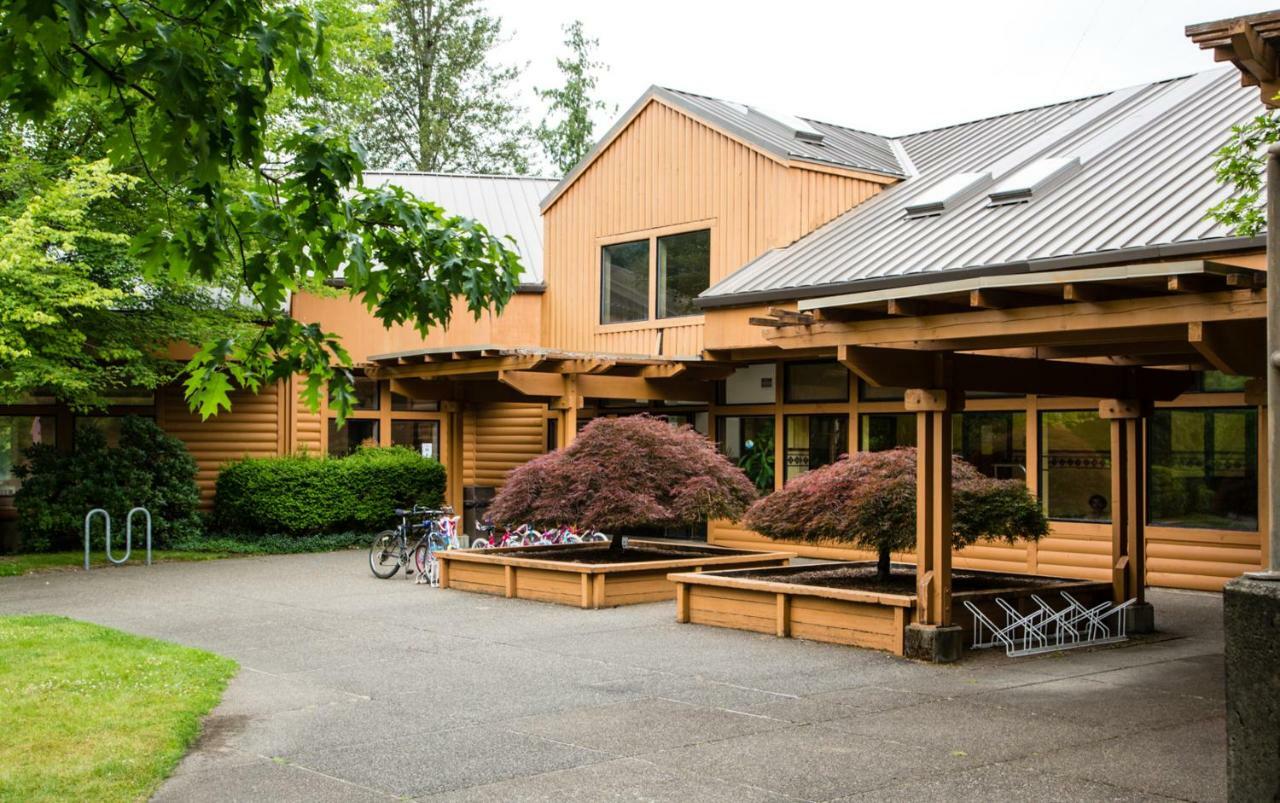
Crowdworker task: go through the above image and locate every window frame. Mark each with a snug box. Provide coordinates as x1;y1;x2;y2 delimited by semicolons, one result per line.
599;237;650;325
595;221;714;333
656;228;711;319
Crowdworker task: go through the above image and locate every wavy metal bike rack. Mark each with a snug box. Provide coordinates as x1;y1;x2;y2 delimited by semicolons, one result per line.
83;507;152;571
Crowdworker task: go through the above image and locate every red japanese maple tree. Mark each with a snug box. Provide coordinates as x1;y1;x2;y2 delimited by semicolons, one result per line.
743;447;1049;582
488;415;758;553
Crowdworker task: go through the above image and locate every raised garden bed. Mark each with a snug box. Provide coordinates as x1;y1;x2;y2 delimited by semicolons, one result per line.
437;540;794;609
669;561;1112;657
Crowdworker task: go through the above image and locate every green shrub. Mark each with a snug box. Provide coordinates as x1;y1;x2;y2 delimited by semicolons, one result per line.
212;447;445;535
14;417;202;552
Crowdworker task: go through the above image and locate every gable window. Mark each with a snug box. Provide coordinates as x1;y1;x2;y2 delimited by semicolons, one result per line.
599;227;711;325
657;229;711;318
600;240;649;324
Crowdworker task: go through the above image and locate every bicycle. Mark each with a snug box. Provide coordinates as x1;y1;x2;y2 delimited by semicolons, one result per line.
368;506;457;582
411;509;459;586
471;522;543;549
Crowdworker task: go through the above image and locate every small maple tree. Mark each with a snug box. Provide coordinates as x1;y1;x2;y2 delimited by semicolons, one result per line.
488;415;757;554
743;447;1049;582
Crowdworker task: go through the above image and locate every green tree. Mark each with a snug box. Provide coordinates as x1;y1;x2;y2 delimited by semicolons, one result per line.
366;0;531;174
536;21;612;175
0;0;523;421
1208;111;1280;236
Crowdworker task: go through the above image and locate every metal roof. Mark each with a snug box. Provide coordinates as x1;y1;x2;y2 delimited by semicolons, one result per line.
364;171;556;286
700;68;1262;307
540;86;904;211
659;88;904;178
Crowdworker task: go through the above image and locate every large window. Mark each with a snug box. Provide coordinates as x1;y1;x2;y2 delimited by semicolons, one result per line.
657;229;710;318
719;415;775;492
600;239;649;324
1;416;55;496
330;376;380;411
784;361;849;403
327;419;379;457
1040;411;1110;522
954;411;1027;480
861;413;914;452
1149;408;1258;531
784;414;848;483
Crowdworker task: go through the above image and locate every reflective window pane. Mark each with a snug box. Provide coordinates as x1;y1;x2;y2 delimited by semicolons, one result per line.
391;420;440;460
1149;408;1258;531
74;416;151;448
328;418;379;457
861;413;915;452
953;411;1027;480
657;229;710;318
1199;371;1249;393
784;414;848;483
600;240;649;323
784;361;849;403
390;390;438;412
1040;411;1110;522
718;415;775;492
1;416;56;494
331;377;380;411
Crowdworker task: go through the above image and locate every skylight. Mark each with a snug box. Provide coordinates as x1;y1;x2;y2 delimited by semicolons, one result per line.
748;106;825;143
987;157;1081;205
903;172;991;218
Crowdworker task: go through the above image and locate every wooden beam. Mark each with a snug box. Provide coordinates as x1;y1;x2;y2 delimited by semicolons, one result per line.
748;316;787;328
767;289;1264;352
1227;271;1267;288
968;288;1047;309
388;378;456;401
498;370;565;397
1062;282;1142;303
886;298;966;317
545;359;617;374
576;374;713;402
837;345;1195;401
1167;274;1222;294
767;307;814;325
365;355;543;379
1188;320;1266;376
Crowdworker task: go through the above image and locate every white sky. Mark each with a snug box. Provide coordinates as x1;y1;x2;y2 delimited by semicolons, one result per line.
491;0;1267;155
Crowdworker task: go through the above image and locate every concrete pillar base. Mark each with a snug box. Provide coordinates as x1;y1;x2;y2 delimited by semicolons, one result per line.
1123;602;1156;634
904;623;963;663
1224;577;1280;801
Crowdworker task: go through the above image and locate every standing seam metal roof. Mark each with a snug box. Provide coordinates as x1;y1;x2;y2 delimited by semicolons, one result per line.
699;68;1260;305
364;171;557;286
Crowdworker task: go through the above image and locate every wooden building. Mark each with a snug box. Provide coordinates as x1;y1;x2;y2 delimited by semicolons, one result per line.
2;68;1268;602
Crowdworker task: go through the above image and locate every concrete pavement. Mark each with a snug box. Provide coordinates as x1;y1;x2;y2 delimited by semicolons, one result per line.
0;551;1227;801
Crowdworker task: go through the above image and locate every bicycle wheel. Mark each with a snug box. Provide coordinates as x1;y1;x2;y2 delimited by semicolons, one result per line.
471;537;491;549
413;543;431;577
369;531;402;578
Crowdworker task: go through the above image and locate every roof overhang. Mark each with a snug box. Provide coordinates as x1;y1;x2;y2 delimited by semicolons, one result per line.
1188;11;1280;107
697;236;1264;310
360;346;734;404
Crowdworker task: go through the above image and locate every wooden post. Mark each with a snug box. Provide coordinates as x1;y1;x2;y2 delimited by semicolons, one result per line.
675;582;690;623
504;564;516;598
775;593;791;637
438;556;451;588
906;388;953;627
1100;399;1145;606
556;375;581;449
580;573;591;609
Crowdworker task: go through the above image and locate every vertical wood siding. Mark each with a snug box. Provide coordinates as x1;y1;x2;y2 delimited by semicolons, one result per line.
541;99;885;357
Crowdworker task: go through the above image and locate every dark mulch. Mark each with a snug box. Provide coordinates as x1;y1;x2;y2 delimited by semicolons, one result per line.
526;547;734;565
737;565;1050;595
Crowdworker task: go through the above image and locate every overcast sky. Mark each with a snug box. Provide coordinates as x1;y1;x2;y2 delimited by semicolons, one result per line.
491;0;1266;152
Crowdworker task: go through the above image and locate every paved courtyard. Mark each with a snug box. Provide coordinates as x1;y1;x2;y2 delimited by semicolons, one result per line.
1;551;1227;801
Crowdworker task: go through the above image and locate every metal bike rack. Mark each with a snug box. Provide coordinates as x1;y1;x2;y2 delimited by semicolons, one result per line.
83;507;152;570
965;591;1134;657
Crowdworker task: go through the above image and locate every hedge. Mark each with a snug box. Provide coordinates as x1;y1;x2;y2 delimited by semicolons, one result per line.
213;447;446;535
15;417;202;552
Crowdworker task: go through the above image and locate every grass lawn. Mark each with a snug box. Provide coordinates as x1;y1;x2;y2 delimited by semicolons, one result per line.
0;550;233;577
0;615;237;802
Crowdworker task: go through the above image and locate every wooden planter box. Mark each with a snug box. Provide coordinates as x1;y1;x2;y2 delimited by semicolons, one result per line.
670;561;1113;657
437;540;794;609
